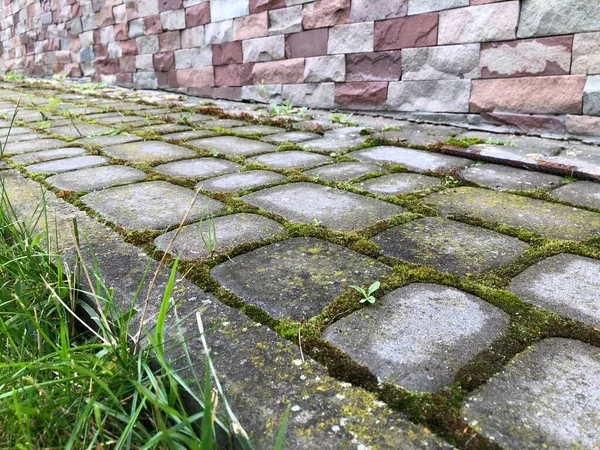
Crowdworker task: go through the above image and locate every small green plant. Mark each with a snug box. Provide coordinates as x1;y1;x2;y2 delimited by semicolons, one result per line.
35;120;51;129
3;71;25;81
351;281;380;304
485;137;518;147
72;81;106;91
199;213;218;256
88;128;127;137
179;112;194;124
329;113;358;127
444;137;486;148
383;125;402;132
444;175;461;187
269;101;308;118
210;148;220;157
312;218;322;226
52;73;67;82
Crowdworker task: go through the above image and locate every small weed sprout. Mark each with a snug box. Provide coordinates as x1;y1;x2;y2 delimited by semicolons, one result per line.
351;281;380;304
312;218;322;226
199;212;218;256
269;101;308;118
485;137;518;147
210;148;220;157
329;113;358;126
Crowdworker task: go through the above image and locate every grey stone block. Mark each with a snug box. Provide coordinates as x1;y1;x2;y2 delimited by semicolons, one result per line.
304;55;346;82
408;0;468;15
242;35;285;62
196;170;285;193
402;44;480;81
328;22;374;54
518;0;600;38
324;283;509;392
47;165;146;192
388;80;472;112
584;75;600;116
268;6;302;36
462;338;600;449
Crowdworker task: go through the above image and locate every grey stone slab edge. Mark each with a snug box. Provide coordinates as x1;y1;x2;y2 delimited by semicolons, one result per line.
2;169;452;449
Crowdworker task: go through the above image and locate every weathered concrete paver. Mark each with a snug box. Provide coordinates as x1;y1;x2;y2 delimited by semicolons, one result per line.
47;123;115;139
509;253;600;328
232;125;285;135
242;182;403;231
461;164;564;191
5;138;70;154
163;130;215;141
154;213;285;259
102;141;197;164
356;173;443;195
350;146;473;173
25;155;109;174
462;338;600;449
247;150;333;170
196;170;285;192
212;237;391;320
81;181;226;230
425;187;600;240
372;217;529;275
188;136;277;156
324;284;510;392
154;158;242;178
47;165;146;192
262;131;321;144
74;134;142;147
9;147;87;164
304;162;382;182
551;181;600;209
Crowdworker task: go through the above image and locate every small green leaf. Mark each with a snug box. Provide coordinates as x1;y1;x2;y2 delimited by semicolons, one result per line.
367;281;380;295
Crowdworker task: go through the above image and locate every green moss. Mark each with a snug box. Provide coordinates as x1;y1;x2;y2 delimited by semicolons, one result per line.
444;137;486;148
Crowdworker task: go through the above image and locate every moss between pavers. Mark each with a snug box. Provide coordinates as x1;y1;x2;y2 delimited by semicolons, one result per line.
5;77;600;449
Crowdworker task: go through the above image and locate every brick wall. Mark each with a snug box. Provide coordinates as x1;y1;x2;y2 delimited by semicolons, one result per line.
1;0;600;135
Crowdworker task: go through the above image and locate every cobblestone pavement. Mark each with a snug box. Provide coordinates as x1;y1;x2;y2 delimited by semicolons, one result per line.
1;78;600;449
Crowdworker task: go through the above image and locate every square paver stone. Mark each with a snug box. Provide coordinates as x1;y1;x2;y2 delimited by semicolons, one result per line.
232;125;285;135
154;213;285;259
551;181;600;210
5;138;70;155
247;151;333;170
355;173;443;195
187;136;278;157
425;187;600;241
262;132;320;144
47;124;115;139
462;338;600;449
135;124;192;134
509;253;600;328
25;155;109;174
0;126;35;136
47;165;146;192
211;237;391;320
81;181;226;230
323;284;509;393
304;162;382;182
349;146;473;173
9;147;87;164
102;141;197;164
154;158;241;178
163;130;215;141
202;119;246;128
74;134;142;147
302;138;364;154
372;217;529;276
242;182;403;231
460;164;563;191
196;170;285;193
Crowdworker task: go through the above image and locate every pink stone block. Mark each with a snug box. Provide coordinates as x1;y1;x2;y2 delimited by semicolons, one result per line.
144;14;162;34
114;22;129;40
470;75;588;115
213;41;243;66
481;36;573;79
215;63;254;86
120;55;136;71
153;51;174;71
185;2;210;28
176;67;215;87
159;0;182;12
335;81;388;106
285;28;328;59
374;13;438;51
302;0;350;30
249;0;285;14
121;38;137;55
159;30;181;51
96;57;120;74
233;12;268;41
346;51;402;81
251;58;305;84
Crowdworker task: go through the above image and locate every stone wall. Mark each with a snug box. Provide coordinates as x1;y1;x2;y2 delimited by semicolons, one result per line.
1;0;600;135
